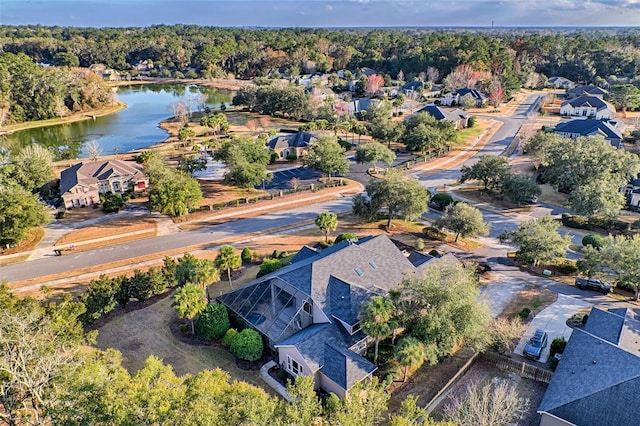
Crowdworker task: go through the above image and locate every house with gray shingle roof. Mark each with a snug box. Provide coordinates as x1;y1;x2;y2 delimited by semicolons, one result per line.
537;307;640;426
441;88;487;107
623;174;640;210
560;95;616;120
414;104;469;130
567;85;608;99
267;131;319;159
59;159;148;209
547;77;576;90
554;119;624;148
218;234;448;397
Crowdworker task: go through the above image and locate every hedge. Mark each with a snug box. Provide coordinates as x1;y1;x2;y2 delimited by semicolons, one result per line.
195;303;230;340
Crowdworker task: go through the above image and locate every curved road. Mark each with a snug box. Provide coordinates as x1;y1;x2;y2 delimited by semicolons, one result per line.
0;94;543;285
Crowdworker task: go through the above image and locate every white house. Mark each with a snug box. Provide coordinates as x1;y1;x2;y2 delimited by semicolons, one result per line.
560;95;615;120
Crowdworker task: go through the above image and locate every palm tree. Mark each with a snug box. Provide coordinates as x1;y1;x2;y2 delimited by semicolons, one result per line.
173;283;207;334
360;296;396;364
395;337;426;382
215;245;242;290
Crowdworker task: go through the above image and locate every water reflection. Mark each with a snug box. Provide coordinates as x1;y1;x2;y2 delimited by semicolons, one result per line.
1;84;233;159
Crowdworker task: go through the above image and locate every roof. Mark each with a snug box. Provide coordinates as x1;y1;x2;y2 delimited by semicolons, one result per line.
554;119;622;144
59;160;146;194
538;308;640;425
547;76;575;88
323;343;377;390
415;104;468;123
267;131;317;151
569;85;608;97
561;95;613;111
400;81;424;91
538;328;640;425
289;246;319;264
455;88;486;100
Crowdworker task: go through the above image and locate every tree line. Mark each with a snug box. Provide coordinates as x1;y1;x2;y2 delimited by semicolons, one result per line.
2;25;640;87
0;52;114;125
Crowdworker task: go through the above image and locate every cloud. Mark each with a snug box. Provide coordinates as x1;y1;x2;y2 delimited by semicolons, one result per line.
326;4;333;11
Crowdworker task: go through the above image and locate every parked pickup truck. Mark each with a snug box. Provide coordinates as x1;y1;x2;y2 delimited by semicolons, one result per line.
575;277;612;294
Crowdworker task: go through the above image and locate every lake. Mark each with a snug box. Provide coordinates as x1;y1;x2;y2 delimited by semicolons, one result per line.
1;84;233;159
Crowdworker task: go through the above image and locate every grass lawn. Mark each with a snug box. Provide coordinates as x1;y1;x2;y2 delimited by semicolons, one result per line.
498;285;558;320
94;293;271;392
56;217;157;246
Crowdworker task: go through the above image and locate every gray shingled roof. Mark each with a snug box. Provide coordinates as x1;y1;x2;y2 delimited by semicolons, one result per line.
538;328;640;425
267;131;317;151
585;307;640;354
561;95;611;111
455;88;486;100
415;104;468;124
554;119;622;145
289;246;319;265
59;160;146;194
568;85;608;98
323;343;377;390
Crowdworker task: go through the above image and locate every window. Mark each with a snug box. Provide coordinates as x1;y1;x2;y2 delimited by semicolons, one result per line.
287;355;301;376
303;301;312;315
355;268;364;277
352;322;361;334
369;260;377;269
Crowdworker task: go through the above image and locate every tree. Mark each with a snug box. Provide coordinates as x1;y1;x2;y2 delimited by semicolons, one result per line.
283;376;323;426
395;337;427;382
501;172;541;205
568;176;625;222
215;245;242;289
12;144;54;192
459;93;477;110
334;233;358;243
175;253;220;289
195;303;230;340
486;317;526;354
583;234;640;300
435;202;490;242
230;329;263;361
86;140;103;162
354;142;396;173
178;155;207;176
430;193;454;210
147;161;203;217
444;380;529;426
608;84;640;112
364;74;384;96
353;169;430;228
360;296;396;364
173;283;206;334
101;192;124;213
502;216;571;267
0;183;49;247
369;117;404;149
178;125;196;142
215;136;272;188
324;378;389;426
394;262;491;358
302;136;350;179
402;113;455;155
460;155;510;190
487;77;505;108
314;211;338;243
389;395;454;426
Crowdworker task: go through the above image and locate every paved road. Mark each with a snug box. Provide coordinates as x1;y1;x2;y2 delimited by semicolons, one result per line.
0;197;353;283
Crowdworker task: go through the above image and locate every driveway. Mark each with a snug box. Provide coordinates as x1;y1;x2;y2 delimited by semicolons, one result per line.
514;294;591;363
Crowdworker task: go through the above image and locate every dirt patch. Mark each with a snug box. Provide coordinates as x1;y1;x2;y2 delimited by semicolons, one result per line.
386;347;477;416
56;217;157;245
432;360;547;426
538;184;570;206
499;285;558;320
0;226;44;256
94;292;272;392
55;207;113;224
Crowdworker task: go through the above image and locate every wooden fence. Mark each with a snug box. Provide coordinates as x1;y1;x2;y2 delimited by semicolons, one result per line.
480;351;554;384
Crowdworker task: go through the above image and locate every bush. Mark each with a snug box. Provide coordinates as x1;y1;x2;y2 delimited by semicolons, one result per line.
230;329;263;361
430;193;454;210
56;210;66;219
335;233;358;244
286;153;297;161
582;234;605;249
467;116;476;128
269;152;279;163
582;314;589;325
550;337;566;357
257;258;283;278
271;250;281;259
424;226;447;241
518;308;531;321
414;238;425;251
548;356;559;371
428;249;441;257
195;303;230;340
561;214;588;230
221;328;237;346
241;247;252;264
101;192;124;213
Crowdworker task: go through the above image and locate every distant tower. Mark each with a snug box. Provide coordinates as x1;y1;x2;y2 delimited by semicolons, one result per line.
491;20;494;28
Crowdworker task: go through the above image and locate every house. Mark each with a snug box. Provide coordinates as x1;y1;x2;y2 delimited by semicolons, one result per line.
218;235;449;397
441;88;487;107
351;98;380;116
537;307;640;425
546;76;576;90
59;159;148;209
567;85;608;99
414;104;469;130
267;131;319;159
399;81;424;97
623;175;640;209
306;86;336;102
559;95;615;120
554;119;624;148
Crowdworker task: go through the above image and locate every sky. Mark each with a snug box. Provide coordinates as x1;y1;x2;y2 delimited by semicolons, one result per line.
1;0;640;28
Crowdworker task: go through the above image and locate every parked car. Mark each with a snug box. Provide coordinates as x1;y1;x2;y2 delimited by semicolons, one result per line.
575;277;612;294
524;329;548;360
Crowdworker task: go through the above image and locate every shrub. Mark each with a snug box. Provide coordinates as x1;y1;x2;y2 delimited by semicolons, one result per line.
428;249;441;257
56;210;66;219
548;356;559;371
430;193;454;210
195;303;230;340
269;152;279;163
101;192;124;213
582;314;589;325
241;247;252;264
550;337;566;357
286;153;297;161
467;116;476;128
582;234;605;249
221;328;237;346
561;214;588;230
424;226;447;241
271;250;281;259
335;233;358;244
230;329;263;361
257;258;283;278
518;308;531;321
414;238;425;250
